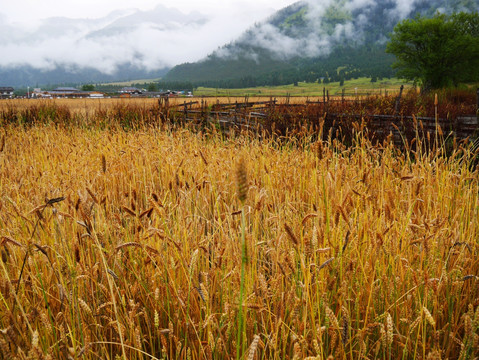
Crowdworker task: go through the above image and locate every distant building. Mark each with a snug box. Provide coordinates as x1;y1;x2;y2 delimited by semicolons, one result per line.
33;88;42;95
0;87;14;99
119;87;142;95
88;92;104;98
37;87;104;98
54;87;79;92
32;89;51;99
141;91;170;98
48;87;81;97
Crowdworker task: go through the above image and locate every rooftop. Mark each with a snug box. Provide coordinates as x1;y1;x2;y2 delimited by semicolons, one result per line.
52;87;79;92
119;87;142;92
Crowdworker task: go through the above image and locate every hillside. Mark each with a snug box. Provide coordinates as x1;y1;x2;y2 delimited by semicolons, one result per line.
0;5;203;87
164;0;479;87
0;65;169;89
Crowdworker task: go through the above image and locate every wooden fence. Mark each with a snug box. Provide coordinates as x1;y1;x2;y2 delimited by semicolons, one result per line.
158;89;479;147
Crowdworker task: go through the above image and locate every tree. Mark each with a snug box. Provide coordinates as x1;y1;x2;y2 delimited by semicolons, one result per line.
147;83;158;92
82;84;95;91
386;12;479;92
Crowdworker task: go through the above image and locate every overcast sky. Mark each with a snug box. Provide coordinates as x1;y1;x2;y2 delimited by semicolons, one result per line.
0;0;295;71
0;0;422;74
2;0;294;24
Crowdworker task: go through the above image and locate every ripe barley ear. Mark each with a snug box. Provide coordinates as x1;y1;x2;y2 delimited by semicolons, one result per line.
386;313;393;346
101;154;106;173
423;307;436;328
284;223;299;247
326;306;339;330
247;334;260;360
236;156;248;203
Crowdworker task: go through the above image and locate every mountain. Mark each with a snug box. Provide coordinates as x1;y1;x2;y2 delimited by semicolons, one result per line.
164;0;479;87
84;6;206;40
0;5;207;87
0;64;169;89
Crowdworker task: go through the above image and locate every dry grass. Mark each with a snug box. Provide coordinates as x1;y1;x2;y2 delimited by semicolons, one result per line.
0;98;269;113
0;100;478;359
0;95;370;114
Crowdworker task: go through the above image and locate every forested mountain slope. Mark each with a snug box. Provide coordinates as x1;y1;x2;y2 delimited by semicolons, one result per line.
165;0;479;87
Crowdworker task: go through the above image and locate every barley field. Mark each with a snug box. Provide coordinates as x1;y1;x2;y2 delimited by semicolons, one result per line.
0;97;478;359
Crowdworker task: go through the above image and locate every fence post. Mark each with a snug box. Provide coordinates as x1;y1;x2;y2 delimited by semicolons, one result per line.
326;90;330;113
476;88;479;121
394;85;404;117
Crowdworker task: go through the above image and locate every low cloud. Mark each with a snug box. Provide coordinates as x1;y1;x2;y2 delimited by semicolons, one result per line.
217;0;427;60
0;4;277;73
0;0;463;74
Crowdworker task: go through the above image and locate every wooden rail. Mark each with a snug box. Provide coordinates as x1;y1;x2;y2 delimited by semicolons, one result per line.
159;92;479;147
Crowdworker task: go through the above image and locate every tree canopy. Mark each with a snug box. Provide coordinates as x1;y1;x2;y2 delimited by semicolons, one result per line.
81;84;95;91
147;83;158;92
386;12;479;92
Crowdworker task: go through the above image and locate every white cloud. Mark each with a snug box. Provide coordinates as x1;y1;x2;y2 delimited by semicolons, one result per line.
389;0;418;19
0;0;448;73
218;0;429;61
0;1;291;71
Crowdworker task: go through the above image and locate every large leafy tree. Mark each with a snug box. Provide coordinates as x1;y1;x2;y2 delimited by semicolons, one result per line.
81;84;95;91
386;12;479;92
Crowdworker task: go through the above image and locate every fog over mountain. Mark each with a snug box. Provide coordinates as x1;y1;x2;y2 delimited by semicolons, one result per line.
1;0;478;87
165;0;479;86
0;3;276;86
228;0;477;60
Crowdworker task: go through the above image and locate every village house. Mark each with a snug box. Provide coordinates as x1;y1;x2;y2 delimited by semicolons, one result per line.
118;87;143;96
48;87;81;97
35;87;104;99
0;87;14;99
